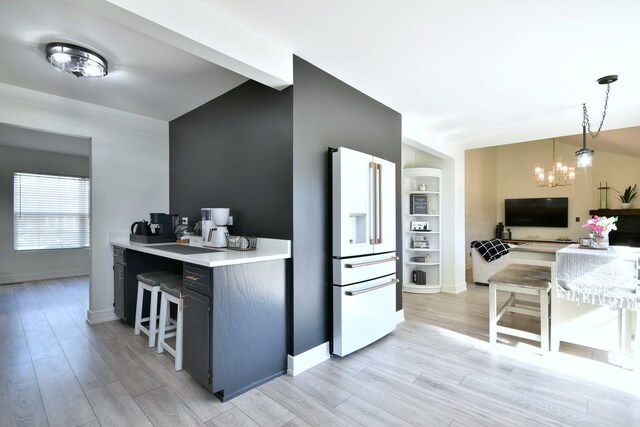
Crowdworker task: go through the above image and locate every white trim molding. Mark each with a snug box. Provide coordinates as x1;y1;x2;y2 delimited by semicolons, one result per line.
396;309;405;324
441;281;467;294
86;307;118;325
287;342;330;376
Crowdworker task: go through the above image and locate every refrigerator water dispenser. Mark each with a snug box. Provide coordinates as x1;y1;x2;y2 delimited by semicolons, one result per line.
349;213;367;244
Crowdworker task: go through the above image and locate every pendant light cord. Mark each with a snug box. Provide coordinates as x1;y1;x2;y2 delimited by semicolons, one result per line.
582;82;611;139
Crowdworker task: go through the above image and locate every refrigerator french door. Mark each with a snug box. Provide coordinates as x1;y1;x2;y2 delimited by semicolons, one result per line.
332;147;396;257
331;147;397;357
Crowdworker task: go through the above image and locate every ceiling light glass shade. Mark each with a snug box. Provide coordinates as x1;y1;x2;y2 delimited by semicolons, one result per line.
575;147;594;168
45;43;108;78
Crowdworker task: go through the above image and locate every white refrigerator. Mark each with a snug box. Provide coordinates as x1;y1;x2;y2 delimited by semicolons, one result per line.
331;147;397;356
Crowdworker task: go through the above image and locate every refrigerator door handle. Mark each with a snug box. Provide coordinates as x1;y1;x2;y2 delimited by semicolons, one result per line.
345;256;399;269
345;278;399;296
377;162;382;244
369;161;377;245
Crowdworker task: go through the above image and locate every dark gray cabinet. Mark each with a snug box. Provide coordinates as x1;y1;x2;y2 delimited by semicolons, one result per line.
183;263;212;389
112;246;181;326
183;260;286;402
113;248;126;320
114;250;286;402
183;288;211;388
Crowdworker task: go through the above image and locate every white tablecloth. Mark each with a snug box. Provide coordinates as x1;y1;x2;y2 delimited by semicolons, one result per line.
556;244;638;310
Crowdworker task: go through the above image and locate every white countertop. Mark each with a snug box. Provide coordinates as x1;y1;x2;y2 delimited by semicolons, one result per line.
109;233;291;268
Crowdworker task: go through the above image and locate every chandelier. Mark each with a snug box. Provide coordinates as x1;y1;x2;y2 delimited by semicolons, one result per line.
575;75;618;168
534;138;575;187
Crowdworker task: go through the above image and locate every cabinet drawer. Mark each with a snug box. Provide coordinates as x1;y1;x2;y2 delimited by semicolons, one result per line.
184;264;211;296
113;247;125;264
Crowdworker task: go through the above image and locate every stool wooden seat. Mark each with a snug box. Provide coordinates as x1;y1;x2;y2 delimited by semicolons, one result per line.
157;279;184;371
488;263;552;351
134;271;181;347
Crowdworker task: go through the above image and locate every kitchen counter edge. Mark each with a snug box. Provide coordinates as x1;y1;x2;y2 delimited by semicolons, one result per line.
109;235;291;268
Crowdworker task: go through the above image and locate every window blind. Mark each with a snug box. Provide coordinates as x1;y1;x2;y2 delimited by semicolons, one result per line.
14;172;90;251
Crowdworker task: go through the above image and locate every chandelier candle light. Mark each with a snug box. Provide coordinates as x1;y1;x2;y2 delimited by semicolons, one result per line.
582;215;618;249
534;138;575;187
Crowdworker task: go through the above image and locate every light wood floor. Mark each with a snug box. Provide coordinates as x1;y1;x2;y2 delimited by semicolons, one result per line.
1;277;639;426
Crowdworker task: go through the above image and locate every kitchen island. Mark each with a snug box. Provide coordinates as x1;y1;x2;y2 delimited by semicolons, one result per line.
110;234;291;401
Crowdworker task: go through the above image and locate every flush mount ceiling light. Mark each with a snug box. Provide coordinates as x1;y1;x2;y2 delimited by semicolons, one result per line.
45;42;108;78
576;75;618;168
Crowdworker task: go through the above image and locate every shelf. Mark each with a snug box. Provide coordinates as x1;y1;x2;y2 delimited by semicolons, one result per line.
405;262;440;266
405;248;439;252
403;167;442;294
589;209;640;216
406;191;439;195
403;283;441;294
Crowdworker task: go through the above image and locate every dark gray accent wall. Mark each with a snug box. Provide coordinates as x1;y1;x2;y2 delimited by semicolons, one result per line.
291;56;402;356
169;60;402;359
169;80;293;239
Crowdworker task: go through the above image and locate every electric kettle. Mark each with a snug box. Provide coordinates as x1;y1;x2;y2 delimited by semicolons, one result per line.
131;220;153;236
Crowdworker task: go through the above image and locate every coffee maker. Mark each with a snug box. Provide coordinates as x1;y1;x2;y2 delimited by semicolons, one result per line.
201;208;230;247
150;213;179;238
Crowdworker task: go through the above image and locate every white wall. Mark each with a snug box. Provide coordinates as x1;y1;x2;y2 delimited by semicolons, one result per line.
0;83;169;323
465;147;498;268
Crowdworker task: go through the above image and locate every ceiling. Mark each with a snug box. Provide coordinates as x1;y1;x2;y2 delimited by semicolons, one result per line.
0;0;247;121
1;0;638;155
202;0;640;149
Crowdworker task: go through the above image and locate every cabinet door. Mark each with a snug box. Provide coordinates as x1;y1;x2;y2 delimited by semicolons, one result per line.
332;147;374;257
183;288;211;390
113;263;125;320
374;156;396;254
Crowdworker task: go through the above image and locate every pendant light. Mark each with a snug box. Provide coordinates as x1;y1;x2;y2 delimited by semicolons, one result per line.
45;42;108;78
575;75;618;167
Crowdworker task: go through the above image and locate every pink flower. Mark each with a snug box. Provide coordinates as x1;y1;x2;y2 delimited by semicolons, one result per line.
582;216;618;237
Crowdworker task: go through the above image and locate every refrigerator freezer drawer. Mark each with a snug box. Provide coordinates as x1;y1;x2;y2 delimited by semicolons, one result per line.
333;274;397;356
333;252;397;286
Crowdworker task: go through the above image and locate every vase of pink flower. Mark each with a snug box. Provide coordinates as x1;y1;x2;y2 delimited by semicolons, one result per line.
582;215;618;249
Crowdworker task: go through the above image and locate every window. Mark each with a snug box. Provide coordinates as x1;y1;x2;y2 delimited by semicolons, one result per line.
14;172;90;250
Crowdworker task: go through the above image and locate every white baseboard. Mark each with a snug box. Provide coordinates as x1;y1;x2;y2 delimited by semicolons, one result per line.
86;307;118;325
0;269;90;285
441;281;467;294
287;342;330;376
396;309;405;324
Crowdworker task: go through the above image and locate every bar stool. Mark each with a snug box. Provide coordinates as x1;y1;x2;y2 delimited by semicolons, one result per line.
157;279;184;371
488;263;554;352
134;271;182;347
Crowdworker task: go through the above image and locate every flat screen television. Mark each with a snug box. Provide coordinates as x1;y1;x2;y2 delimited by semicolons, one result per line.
505;197;568;228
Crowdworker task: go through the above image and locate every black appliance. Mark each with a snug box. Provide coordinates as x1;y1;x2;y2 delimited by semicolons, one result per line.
130;213;178;243
505;197;568;228
150;213;179;237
